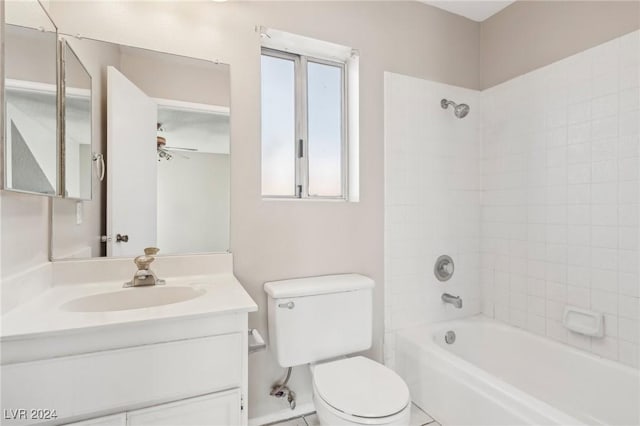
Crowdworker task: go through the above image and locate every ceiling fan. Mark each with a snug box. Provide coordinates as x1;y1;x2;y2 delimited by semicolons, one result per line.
156;123;198;161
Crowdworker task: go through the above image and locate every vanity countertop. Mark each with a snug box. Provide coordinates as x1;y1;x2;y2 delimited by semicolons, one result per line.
1;273;257;341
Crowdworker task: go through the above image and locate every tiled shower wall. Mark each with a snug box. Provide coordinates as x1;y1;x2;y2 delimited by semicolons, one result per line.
480;30;640;367
384;30;639;369
383;73;482;368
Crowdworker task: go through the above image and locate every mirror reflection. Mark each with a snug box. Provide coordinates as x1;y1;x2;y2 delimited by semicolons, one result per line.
63;41;92;200
51;39;230;259
3;2;59;195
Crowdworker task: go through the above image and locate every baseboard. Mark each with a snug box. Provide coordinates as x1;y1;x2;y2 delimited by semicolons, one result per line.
248;402;315;426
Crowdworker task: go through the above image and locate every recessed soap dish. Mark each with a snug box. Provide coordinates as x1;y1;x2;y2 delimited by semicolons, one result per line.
563;306;604;337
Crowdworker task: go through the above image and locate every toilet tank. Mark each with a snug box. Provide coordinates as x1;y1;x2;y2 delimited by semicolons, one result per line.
264;274;374;368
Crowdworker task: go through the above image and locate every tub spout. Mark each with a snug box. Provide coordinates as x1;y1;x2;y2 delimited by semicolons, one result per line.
442;293;463;309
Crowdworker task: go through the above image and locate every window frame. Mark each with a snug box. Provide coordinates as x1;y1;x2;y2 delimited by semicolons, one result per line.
261;47;348;200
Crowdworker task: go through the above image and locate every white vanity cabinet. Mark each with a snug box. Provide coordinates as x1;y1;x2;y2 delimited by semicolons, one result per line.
1;269;257;426
67;391;241;426
3;315;249;426
66;414;127;426
126;390;241;426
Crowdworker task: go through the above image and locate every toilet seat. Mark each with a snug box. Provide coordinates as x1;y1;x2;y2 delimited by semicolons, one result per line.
312;356;410;420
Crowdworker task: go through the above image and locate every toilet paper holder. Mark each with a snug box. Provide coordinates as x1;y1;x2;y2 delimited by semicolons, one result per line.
249;329;266;354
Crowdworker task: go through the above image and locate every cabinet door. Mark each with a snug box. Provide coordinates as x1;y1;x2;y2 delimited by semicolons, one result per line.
126;389;241;426
65;413;126;426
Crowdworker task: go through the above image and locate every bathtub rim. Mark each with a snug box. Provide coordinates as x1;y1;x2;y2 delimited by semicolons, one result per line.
395;315;639;425
407;314;638;377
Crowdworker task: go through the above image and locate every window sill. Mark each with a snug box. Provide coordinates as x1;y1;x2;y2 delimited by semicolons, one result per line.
261;196;354;203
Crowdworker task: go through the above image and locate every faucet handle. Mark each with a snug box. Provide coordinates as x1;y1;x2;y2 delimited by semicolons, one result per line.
134;255;155;270
134;248;159;270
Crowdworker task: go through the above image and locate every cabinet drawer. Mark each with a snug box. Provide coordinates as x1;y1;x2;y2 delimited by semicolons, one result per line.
2;334;242;425
127;390;241;426
64;413;126;426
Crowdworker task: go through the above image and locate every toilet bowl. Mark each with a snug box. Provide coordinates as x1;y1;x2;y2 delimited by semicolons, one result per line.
311;357;411;426
264;274;411;426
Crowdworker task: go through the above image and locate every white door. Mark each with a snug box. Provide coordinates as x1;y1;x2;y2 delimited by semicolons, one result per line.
126;390;241;426
107;66;158;257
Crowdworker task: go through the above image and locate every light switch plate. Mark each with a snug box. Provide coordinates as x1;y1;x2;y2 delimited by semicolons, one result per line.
76;201;83;225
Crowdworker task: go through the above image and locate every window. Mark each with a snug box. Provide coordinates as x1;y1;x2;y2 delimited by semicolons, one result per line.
261;48;347;199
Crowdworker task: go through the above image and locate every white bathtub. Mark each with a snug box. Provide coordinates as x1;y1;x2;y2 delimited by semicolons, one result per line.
394;316;639;426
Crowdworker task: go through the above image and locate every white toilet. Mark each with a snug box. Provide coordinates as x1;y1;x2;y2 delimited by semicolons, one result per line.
264;274;411;426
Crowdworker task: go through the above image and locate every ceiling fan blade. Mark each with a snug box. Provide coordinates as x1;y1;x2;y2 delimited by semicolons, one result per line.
165;146;198;152
157;148;190;160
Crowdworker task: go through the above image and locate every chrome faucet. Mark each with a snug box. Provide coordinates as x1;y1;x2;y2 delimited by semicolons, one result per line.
442;293;463;309
124;247;166;288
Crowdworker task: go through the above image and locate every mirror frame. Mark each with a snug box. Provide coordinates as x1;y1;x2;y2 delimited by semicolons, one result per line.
1;0;62;197
61;38;93;201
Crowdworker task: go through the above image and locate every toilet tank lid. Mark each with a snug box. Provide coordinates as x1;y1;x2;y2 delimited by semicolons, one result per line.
264;274;374;299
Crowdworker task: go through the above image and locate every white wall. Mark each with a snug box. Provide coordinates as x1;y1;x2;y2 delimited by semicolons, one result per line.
4;24;57;85
480;30;640;368
0;192;49;278
120;50;230;107
383;72;482;368
480;1;640;89
157;153;230;254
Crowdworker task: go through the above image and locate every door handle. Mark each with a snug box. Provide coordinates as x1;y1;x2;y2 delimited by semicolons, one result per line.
116;234;129;243
278;301;295;309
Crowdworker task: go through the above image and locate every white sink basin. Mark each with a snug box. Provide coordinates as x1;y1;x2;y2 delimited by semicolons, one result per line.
60;286;206;312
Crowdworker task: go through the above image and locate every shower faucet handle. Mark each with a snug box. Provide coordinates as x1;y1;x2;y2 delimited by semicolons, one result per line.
434;255;455;281
440;261;453;275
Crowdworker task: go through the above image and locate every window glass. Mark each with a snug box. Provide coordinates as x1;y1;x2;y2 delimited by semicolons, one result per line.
261;54;296;196
307;62;343;197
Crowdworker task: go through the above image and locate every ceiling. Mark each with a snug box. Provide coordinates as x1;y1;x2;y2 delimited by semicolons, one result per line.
420;1;516;22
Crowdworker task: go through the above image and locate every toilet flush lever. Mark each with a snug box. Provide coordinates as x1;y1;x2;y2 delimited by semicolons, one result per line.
278;301;295;309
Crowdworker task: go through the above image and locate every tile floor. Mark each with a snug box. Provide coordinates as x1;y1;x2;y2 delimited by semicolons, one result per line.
265;403;440;426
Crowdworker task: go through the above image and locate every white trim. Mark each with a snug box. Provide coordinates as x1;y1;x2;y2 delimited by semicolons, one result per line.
260;26;352;63
248;402;315;426
262;197;348;203
64;87;91;99
346;53;360;202
153;97;229;115
6;78;56;95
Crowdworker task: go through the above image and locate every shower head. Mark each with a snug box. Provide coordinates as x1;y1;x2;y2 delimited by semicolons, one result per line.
441;98;470;119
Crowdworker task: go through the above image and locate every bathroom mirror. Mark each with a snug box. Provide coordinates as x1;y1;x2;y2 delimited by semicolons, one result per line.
50;38;230;259
62;41;92;200
2;1;60;196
